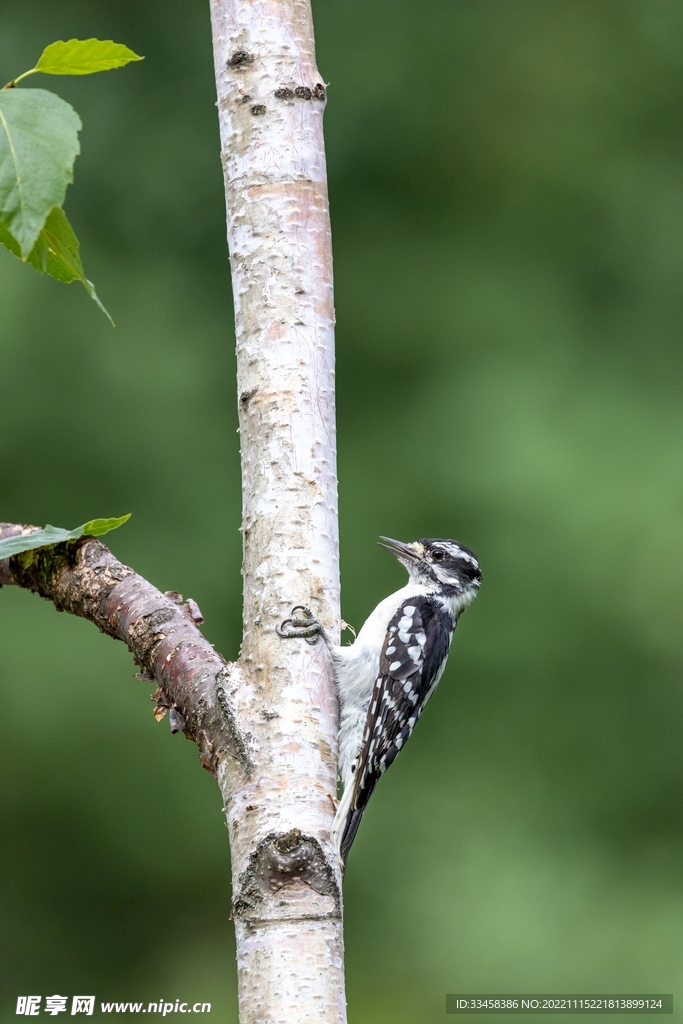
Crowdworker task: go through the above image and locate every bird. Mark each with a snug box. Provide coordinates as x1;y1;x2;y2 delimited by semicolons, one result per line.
277;536;481;869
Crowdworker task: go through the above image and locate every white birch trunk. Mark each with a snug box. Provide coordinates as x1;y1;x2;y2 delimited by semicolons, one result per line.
208;1;346;1020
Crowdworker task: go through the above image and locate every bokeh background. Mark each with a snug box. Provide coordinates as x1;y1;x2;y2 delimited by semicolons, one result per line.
2;0;683;1020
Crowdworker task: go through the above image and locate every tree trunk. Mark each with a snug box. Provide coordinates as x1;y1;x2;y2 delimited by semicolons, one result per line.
209;0;345;1021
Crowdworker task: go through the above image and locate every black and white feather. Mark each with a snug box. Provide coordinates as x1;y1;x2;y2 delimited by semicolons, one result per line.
330;537;481;867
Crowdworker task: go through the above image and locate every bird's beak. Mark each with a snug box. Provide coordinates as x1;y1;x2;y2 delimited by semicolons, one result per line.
378;536;422;562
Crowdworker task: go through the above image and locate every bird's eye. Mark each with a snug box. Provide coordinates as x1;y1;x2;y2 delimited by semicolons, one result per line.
432;550;445;562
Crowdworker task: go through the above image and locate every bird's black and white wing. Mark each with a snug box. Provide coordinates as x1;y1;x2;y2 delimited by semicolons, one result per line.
336;596;455;865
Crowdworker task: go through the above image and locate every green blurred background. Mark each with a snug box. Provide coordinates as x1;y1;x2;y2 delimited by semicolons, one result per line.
2;0;683;1020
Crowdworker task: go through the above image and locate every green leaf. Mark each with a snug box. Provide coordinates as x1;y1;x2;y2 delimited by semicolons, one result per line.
0;515;131;560
0;206;113;323
34;39;144;77
80;515;132;537
0;89;80;256
0;216;20;256
26;206;83;280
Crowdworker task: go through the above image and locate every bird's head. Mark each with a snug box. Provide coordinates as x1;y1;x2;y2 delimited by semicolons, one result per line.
379;536;481;609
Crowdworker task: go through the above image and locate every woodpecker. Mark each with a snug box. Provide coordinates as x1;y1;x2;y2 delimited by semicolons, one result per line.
277;536;481;869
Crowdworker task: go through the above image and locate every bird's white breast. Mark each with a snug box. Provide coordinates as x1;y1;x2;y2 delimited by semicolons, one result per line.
331;582;426;704
331;582;427;787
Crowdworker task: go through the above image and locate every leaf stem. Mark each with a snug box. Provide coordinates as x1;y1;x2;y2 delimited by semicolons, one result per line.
2;68;38;89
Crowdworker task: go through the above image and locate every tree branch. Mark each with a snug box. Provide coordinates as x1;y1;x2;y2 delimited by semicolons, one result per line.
0;523;250;778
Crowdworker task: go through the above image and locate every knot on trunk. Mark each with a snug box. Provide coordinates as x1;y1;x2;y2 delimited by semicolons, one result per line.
232;829;338;918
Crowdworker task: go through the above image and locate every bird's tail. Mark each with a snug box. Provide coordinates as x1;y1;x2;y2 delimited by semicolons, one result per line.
332;775;376;871
338;808;364;867
332;779;361;869
332;782;354;868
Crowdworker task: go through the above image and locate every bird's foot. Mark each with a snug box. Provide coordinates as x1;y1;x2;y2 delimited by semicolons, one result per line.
276;605;327;646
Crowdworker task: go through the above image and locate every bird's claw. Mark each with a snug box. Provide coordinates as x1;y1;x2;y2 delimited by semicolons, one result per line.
276;605;325;645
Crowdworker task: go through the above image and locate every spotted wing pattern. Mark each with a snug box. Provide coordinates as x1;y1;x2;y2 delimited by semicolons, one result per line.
339;596;456;863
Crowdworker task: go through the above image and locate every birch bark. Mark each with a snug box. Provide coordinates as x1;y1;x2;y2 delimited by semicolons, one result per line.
208;0;346;1020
